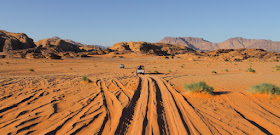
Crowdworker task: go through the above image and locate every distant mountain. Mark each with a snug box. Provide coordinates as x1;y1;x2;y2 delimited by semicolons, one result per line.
159;37;280;52
0;30;36;52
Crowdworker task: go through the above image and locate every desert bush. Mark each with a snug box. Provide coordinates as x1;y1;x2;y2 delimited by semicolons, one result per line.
225;69;229;72
81;75;90;83
154;70;159;73
211;71;217;74
246;67;256;73
247;83;280;95
184;81;214;95
29;69;34;72
273;65;280;71
168;70;172;73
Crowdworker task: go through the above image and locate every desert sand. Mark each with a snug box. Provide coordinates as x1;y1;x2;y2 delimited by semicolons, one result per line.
0;55;280;135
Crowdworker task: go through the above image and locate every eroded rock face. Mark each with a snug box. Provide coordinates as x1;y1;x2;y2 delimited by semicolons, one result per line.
36;37;81;52
110;41;195;55
0;30;36;52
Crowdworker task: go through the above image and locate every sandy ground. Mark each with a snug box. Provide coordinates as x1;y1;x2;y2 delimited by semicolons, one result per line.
0;55;280;135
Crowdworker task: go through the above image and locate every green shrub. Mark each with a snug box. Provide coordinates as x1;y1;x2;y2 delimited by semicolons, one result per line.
29;69;34;72
211;71;217;74
274;65;280;71
225;69;229;72
247;83;280;95
246;67;255;73
81;75;90;83
168;70;172;73
184;81;214;95
154;70;159;73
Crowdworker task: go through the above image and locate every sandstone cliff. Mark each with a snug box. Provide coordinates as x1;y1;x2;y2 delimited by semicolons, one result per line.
110;41;195;55
0;30;36;52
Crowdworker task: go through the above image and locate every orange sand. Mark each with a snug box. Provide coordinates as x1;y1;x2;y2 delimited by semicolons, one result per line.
0;56;279;134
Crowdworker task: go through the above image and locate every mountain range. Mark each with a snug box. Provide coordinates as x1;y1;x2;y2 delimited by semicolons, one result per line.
159;37;280;52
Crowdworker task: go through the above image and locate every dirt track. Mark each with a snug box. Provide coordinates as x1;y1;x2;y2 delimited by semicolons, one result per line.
1;74;280;135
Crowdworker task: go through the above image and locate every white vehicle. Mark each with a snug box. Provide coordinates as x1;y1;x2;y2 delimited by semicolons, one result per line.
136;65;145;75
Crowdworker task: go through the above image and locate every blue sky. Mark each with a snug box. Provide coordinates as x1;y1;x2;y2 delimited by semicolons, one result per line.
1;0;279;47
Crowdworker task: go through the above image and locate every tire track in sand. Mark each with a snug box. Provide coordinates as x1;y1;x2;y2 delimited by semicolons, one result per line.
116;76;212;135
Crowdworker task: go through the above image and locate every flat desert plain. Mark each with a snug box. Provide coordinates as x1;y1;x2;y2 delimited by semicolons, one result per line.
0;55;280;135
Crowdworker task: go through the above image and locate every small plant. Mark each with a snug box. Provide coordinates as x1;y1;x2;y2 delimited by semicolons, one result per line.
81;75;90;83
168;70;172;73
273;65;280;71
6;62;9;64
246;67;256;73
225;69;229;72
70;68;72;70
184;81;214;95
211;71;217;74
154;70;159;73
29;69;34;72
180;65;184;68
247;83;280;95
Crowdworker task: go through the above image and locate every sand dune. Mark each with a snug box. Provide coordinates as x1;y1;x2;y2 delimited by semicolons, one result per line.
0;58;280;134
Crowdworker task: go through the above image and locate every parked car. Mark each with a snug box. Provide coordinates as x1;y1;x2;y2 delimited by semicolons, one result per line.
120;64;125;68
136;65;145;75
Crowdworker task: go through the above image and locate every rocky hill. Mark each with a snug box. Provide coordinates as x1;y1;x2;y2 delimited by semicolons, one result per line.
35;37;82;52
110;41;195;55
159;37;280;52
0;30;36;52
183;48;280;62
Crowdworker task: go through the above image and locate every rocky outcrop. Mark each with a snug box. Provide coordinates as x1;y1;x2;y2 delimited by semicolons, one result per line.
159;37;280;52
35;37;81;52
0;30;36;52
184;48;280;62
110;41;195;55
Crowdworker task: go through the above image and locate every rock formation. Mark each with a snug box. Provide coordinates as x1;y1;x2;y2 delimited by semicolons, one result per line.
110;41;195;55
184;48;280;62
159;37;280;52
0;30;36;52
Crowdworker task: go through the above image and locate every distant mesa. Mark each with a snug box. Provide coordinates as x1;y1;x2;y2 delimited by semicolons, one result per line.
110;41;195;56
0;30;36;52
159;37;280;53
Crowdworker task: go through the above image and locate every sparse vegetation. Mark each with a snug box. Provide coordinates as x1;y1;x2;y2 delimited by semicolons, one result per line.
225;69;229;72
247;83;280;95
211;71;217;74
168;70;172;73
184;81;214;95
273;65;280;71
70;68;72;70
29;69;34;72
154;70;159;73
246;67;256;73
81;75;90;83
